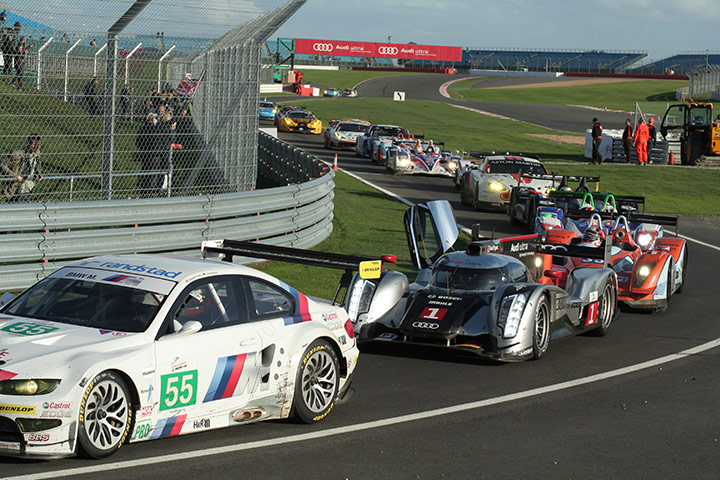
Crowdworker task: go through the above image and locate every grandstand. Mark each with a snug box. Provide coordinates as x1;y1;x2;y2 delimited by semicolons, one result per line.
628;51;720;75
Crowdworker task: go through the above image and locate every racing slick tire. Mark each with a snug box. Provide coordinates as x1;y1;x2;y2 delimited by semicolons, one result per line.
291;339;340;423
324;137;330;149
508;189;521;225
78;371;133;459
531;296;551;360
588;281;616;337
471;182;481;211
459;181;470;206
525;195;538;231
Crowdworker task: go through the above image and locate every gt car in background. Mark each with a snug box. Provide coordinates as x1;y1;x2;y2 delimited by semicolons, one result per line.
542;212;687;311
342;88;358;97
459;155;553;211
383;140;460;177
258;100;277;120
324;88;340;97
0;241;380;459
275;109;322;134
345;200;618;362
324;119;371;149
355;124;411;159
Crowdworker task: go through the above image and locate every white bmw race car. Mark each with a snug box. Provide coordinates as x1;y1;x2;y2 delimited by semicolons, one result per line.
459;155;554;211
0;240;371;459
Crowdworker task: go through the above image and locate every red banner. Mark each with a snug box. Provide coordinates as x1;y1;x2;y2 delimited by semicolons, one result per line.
294;38;462;62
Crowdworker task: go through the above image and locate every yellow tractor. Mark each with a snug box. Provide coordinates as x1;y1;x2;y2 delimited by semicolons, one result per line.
660;102;720;165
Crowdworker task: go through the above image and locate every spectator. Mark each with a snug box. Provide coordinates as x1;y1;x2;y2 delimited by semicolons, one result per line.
84;77;100;116
155;112;176;195
10;36;33;89
0;11;6;27
633;118;650;166
136;113;160;197
2;33;15;76
647;118;657;164
0;134;42;203
622;119;633;163
120;84;133;119
590;117;603;164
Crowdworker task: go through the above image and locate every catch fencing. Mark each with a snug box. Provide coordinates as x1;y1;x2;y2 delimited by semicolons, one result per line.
0;131;335;292
0;0;306;202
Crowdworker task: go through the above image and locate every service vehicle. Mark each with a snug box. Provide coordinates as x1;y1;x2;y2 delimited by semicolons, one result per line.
660;102;720;165
345;200;618;362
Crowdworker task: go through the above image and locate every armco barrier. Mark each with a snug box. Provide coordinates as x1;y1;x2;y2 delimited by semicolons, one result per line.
0;132;334;292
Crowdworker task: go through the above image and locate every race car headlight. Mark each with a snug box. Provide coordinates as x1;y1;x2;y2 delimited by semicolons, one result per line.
500;294;528;338
633;262;656;288
636;233;653;248
0;379;61;395
283;118;296;126
346;279;376;322
489;182;505;192
398;157;411;167
448;161;458;170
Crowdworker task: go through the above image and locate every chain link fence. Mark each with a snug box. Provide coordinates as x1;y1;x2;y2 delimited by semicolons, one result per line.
0;0;306;203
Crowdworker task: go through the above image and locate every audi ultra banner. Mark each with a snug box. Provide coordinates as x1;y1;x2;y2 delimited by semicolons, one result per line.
295;38;462;62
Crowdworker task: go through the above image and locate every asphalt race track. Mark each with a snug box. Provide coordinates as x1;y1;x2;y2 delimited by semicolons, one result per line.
4;75;719;480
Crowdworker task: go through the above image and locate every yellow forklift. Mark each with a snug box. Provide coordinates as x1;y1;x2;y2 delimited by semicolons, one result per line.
660;102;720;165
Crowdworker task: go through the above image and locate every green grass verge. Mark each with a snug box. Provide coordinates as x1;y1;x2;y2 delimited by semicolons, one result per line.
446;78;691;115
298;70;422;90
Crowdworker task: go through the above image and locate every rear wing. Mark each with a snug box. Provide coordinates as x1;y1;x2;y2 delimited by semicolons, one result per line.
467;233;612;269
627;212;680;236
201;239;390;305
512;175;601;197
468;151;539;160
552;191;645;215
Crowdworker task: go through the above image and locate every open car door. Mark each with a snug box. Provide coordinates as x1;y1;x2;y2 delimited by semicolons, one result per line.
404;200;459;269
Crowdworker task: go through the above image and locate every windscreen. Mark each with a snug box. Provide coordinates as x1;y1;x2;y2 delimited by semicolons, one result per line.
2;277;165;333
374;127;406;137
289;111;314;120
338;123;369;132
430;263;508;291
259;101;274;108
487;159;547;175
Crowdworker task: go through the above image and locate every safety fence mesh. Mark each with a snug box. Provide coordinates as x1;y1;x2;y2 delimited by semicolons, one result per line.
0;0;305;203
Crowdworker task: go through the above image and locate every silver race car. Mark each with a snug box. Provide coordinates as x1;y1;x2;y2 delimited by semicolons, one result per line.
345;200;618;362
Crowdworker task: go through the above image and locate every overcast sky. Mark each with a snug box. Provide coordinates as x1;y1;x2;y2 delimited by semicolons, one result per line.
274;0;720;61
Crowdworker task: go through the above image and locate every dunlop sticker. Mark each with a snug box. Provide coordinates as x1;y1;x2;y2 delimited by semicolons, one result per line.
359;260;382;279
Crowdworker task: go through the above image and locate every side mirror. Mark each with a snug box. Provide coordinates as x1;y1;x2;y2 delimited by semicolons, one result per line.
159;320;202;341
0;292;15;308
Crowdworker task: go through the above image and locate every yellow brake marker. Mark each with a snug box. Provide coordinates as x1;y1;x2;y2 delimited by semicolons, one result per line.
359;260;382;279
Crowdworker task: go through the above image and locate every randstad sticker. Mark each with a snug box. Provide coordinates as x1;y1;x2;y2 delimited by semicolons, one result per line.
359;260;382;279
0;404;36;414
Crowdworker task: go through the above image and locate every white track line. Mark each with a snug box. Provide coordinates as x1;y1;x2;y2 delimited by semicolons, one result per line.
11;337;720;480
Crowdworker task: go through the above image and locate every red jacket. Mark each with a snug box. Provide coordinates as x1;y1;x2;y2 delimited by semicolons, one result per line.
634;123;650;143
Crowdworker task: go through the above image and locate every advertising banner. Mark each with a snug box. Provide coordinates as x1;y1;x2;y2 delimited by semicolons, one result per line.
294;38;462;62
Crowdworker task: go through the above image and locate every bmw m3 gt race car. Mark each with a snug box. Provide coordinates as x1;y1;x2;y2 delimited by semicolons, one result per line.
324;118;371;149
0;241;375;459
459;155;554;211
345;200;618;362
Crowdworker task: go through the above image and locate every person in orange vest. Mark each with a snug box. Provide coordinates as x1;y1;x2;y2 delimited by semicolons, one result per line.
622;118;633;162
634;118;650;166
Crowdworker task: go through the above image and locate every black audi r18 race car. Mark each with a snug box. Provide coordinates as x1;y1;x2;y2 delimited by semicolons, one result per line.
345;200;619;362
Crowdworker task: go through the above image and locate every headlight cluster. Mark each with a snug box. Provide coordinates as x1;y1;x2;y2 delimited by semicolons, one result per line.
397;156;411;167
636;232;653;248
499;294;528;338
0;379;61;395
346;279;376;322
633;262;656;287
488;182;506;192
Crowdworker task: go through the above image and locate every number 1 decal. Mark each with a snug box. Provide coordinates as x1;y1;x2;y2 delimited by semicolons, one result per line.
160;370;198;411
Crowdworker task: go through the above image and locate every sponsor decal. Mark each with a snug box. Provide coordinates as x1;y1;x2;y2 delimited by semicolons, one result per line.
103;274;143;286
65;271;97;280
419;307;448;321
132;420;152;440
203;354;247;402
378;46;399;55
586;301;599;326
160;371;198;411
141;385;154;401
28;433;50;442
312;42;334;52
193;418;210;429
1;322;58;336
171;361;188;372
99;329;126;337
359;260;382;279
43;401;71;409
0;404;36;414
149;414;187;439
0;441;21;451
140;405;154;418
412;321;440;330
377;332;399;340
321;312;339;322
589;291;599;302
40;409;72;418
98;261;181;279
295;39;461;61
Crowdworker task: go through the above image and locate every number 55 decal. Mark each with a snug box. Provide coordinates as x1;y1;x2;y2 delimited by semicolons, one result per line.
160;371;198;411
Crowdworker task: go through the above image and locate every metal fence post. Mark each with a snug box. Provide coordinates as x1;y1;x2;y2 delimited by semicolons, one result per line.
94;43;107;78
157;45;176;91
125;42;142;87
102;35;118;200
64;39;82;102
36;37;54;90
